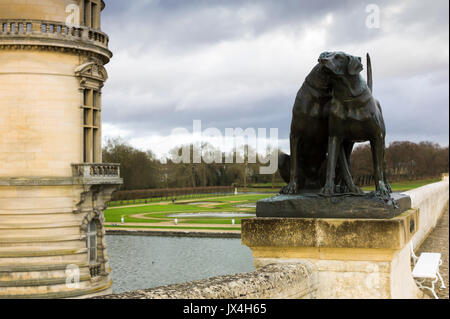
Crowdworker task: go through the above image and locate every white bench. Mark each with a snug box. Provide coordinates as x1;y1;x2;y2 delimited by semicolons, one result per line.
411;243;446;299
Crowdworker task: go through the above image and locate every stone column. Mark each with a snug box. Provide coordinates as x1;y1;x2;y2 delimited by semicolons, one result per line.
242;209;425;299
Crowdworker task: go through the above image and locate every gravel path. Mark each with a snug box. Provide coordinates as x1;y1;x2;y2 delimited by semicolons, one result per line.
416;207;449;299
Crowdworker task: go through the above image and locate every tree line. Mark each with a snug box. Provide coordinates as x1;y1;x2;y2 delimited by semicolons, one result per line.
351;141;448;182
103;138;449;191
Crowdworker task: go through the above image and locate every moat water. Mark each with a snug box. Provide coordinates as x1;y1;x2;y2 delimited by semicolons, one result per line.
105;235;255;293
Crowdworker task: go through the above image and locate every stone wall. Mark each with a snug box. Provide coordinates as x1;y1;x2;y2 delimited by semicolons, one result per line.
0;50;82;177
405;179;449;250
96;262;318;299
0;0;75;22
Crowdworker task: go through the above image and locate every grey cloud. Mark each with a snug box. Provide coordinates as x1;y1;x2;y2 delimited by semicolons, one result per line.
386;0;449;35
100;0;449;151
103;0;449;54
103;91;293;137
103;0;360;52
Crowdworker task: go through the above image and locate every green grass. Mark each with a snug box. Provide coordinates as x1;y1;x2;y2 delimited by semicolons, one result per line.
108;192;279;208
237;187;280;193
361;178;440;192
105;194;270;224
244;182;287;188
119;219;168;224
108;193;235;207
180;219;244;225
192;194;272;202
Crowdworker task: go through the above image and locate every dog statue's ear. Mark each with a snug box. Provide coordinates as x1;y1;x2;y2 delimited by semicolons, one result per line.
348;56;364;75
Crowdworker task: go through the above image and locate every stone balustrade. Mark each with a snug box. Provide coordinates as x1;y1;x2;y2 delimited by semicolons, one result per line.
72;163;121;179
0;164;122;187
0;19;110;60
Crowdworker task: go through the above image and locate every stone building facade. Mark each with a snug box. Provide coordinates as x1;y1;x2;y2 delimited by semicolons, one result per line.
0;0;122;298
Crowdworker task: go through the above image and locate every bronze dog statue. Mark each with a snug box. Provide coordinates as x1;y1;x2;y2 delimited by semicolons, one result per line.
318;51;391;198
279;59;361;194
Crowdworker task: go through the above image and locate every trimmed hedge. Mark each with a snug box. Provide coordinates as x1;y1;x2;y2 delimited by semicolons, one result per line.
111;186;234;201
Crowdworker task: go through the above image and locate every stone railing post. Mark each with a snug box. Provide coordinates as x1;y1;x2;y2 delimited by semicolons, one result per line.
81;27;90;41
31;21;40;33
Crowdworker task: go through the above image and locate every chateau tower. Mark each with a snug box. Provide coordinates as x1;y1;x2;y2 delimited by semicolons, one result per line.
0;0;122;298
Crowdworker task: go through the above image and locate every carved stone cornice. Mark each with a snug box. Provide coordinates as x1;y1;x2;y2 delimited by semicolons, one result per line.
0;38;112;64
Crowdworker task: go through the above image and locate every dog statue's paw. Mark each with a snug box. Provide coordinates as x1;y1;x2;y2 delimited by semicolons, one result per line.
385;182;393;194
320;184;335;195
376;181;391;200
349;185;364;195
281;182;298;194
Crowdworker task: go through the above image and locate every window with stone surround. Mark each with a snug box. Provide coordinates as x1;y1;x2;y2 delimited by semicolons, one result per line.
76;61;107;164
82;88;100;163
86;220;98;264
81;0;101;29
86;220;102;277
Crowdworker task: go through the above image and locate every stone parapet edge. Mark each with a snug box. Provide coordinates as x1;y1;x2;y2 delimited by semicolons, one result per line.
94;262;317;299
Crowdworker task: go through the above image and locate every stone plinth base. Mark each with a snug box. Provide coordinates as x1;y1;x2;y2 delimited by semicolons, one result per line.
256;193;411;219
242;209;425;299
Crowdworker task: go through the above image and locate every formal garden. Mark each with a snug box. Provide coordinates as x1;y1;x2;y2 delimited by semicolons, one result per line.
104;178;440;232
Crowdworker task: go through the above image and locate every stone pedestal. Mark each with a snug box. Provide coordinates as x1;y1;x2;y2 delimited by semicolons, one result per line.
242;209;425;299
256;192;412;219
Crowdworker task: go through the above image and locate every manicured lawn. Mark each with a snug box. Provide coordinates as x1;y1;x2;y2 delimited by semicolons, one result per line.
237;187;280;193
248;183;287;188
177;219;244;225
105;225;240;231
362;178;441;192
105;194;270;225
108;192;238;207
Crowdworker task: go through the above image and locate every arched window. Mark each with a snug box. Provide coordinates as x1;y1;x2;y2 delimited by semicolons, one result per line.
86;220;97;264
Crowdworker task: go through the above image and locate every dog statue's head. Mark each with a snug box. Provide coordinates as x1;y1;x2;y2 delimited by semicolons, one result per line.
318;51;363;76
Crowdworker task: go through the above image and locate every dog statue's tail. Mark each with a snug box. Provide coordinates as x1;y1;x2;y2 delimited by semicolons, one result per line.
367;53;373;93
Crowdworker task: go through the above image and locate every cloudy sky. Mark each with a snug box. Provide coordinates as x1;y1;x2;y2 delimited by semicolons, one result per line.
100;0;449;158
